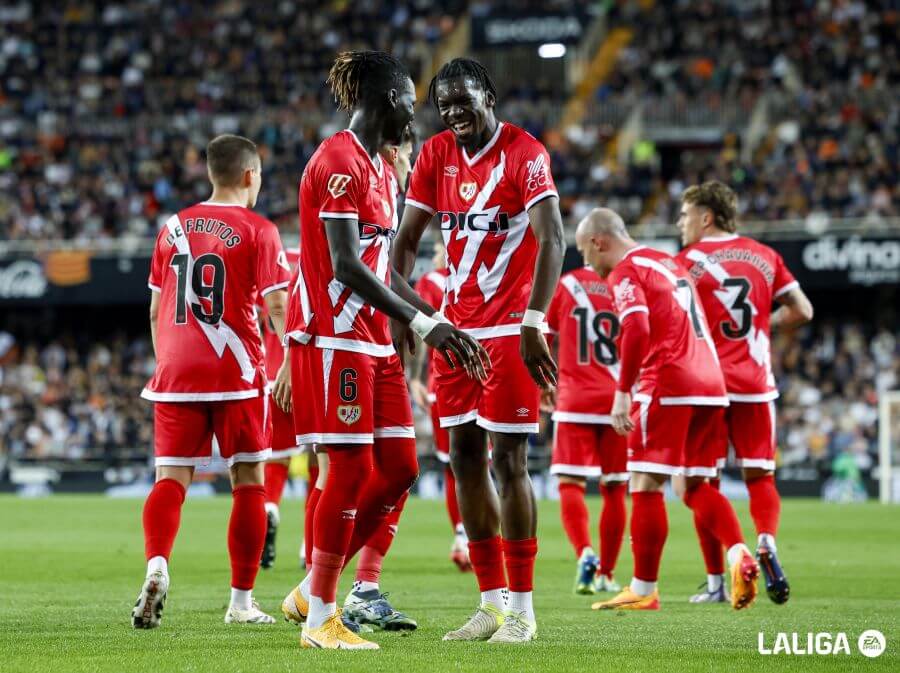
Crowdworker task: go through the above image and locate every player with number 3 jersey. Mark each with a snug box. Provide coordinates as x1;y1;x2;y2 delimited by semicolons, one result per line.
675;181;813;605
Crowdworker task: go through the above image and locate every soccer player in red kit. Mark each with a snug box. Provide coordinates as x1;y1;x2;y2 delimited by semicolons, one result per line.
410;241;472;571
575;208;760;613
274;52;487;650
392;58;565;643
294;143;416;582
545;265;627;595
340;136;422;630
132;135;291;628
676;181;813;604
295;134;421;632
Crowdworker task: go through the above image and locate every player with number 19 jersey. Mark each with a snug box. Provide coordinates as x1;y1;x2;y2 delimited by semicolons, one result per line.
405;122;558;433
677;234;799;470
547;267;627;481
142;202;291;465
608;246;728;476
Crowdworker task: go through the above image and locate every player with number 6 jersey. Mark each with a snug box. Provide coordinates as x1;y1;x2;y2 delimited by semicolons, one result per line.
277;51;488;651
675;181;813;606
134;134;291;631
574;208;759;615
282;118;417;651
546;266;627;596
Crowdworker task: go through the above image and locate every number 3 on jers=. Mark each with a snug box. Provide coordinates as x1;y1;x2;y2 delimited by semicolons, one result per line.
170;253;226;325
720;277;752;339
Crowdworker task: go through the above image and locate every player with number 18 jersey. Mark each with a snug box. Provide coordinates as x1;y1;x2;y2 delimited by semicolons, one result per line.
547;267;627;481
546;266;628;593
406;122;558;433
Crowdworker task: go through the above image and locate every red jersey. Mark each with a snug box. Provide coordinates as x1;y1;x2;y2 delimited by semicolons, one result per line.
547;267;620;423
676;234;799;401
286;130;400;357
608;246;727;405
261;248;299;381
414;268;449;392
405;122;558;337
142;202;291;401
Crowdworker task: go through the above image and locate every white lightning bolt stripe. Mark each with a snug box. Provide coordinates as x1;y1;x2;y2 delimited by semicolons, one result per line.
477;210;529;302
